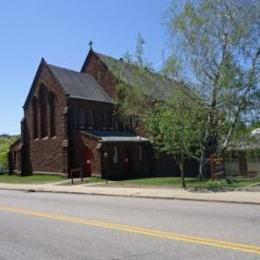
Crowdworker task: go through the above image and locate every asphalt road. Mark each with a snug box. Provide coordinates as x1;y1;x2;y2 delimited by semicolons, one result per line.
0;190;259;260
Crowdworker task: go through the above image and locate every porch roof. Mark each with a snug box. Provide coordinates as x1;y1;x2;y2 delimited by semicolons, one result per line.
80;130;149;143
100;136;148;142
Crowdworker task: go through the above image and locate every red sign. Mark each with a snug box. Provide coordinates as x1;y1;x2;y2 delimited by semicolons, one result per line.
210;155;225;179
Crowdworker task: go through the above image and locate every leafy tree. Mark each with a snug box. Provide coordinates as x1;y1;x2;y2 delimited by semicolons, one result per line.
117;33;211;180
0;135;19;169
135;33;146;67
161;55;182;80
124;33;154;70
117;4;259;180
115;34;156;129
166;0;260;177
146;93;208;186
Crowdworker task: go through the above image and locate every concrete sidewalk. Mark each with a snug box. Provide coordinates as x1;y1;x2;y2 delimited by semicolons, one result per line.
0;182;260;205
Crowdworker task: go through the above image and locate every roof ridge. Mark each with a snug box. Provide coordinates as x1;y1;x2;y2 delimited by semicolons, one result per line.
47;63;82;74
93;51;179;84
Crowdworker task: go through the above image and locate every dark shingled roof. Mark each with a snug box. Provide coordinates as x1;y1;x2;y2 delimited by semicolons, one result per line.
94;52;186;100
48;64;113;104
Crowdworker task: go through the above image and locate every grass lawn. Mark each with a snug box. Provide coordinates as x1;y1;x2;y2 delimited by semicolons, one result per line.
0;173;65;184
110;176;260;190
1;172;259;190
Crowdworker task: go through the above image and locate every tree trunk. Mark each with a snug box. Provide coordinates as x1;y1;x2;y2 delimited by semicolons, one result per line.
198;152;206;180
176;154;186;188
180;163;186;188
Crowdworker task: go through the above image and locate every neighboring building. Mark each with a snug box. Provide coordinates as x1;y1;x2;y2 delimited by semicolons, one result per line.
9;48;198;178
225;129;260;177
8;138;22;174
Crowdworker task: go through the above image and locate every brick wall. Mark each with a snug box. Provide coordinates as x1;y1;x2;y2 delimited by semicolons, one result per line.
22;62;68;174
82;52;118;98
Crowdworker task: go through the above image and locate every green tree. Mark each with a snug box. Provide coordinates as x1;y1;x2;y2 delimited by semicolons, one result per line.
0;135;19;169
116;32;212;180
167;0;260;178
161;55;181;80
146;91;210;185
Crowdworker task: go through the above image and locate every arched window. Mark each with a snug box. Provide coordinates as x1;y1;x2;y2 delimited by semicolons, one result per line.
49;92;56;137
39;85;48;138
32;96;38;139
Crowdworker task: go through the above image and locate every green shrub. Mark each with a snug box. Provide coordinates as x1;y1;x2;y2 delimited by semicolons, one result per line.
0;135;19;169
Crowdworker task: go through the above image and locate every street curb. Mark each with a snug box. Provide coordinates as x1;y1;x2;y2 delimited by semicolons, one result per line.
1;187;260;206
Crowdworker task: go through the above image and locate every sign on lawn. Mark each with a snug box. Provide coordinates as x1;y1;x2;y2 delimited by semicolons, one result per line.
210;155;225;179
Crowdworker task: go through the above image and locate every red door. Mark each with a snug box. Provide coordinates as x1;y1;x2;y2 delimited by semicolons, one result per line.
84;148;92;177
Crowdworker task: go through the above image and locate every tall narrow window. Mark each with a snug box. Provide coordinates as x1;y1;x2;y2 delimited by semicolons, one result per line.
113;146;118;163
139;145;143;161
114;116;119;130
107;113;113;129
39;85;48;138
100;112;107;129
85;110;88;128
79;109;85;129
88;110;94;129
73;106;78;129
32;96;38;139
49;92;56;137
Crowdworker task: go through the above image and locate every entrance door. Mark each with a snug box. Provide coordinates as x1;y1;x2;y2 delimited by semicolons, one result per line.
84;148;92;177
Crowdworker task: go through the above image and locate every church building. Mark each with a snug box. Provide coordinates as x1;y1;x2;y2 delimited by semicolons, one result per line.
9;46;197;179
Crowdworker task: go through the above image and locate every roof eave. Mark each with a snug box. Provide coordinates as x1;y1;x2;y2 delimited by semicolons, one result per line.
68;95;113;104
23;58;46;110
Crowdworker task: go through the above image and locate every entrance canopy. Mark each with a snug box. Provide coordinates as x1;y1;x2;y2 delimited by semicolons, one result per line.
80;130;149;143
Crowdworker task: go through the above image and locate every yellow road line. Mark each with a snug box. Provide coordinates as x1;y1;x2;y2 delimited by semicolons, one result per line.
0;205;259;255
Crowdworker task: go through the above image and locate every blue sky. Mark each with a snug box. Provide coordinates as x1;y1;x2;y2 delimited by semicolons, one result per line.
0;0;173;135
